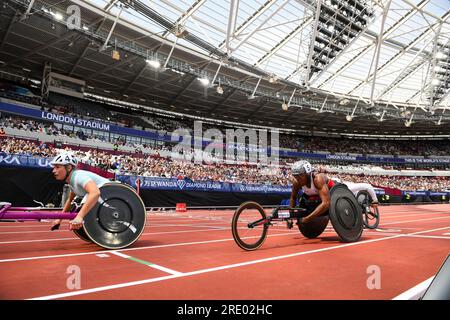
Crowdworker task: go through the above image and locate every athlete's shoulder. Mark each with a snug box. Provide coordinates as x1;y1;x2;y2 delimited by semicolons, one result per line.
313;172;328;186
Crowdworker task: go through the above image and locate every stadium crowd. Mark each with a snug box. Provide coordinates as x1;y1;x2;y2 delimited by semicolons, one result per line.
1;137;449;191
1;114;450;158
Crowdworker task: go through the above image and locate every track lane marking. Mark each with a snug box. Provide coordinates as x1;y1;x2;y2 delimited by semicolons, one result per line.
392;276;435;300
111;251;182;275
27;225;450;300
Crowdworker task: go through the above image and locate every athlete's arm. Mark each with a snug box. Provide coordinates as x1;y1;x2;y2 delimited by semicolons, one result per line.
62;191;76;212
290;178;301;208
303;174;330;223
74;181;101;221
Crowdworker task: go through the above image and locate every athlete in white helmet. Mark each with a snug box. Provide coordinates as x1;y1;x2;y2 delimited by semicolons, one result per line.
290;161;379;224
50;151;110;230
290;160;335;223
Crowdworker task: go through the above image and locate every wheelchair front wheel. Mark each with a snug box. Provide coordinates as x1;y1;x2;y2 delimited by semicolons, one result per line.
231;201;269;251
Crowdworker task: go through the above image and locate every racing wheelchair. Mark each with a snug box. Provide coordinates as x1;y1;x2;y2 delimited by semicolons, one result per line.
231;184;374;251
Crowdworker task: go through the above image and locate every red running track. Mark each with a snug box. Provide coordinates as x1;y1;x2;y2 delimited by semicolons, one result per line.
0;204;449;300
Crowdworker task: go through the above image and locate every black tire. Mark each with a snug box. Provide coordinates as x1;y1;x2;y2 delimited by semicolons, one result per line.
298;216;329;239
83;183;147;249
73;228;92;243
329;184;364;243
356;190;380;229
231;201;268;251
69;201;92;243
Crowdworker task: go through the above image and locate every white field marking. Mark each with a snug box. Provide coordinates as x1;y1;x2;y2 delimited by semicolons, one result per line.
0;228;236;245
380;215;450;226
0;237;80;244
403;234;450;240
0;208;444;230
392;276;435;300
147;223;228;229
443;232;450;235
378;212;450;221
0;221;230;235
0;231;310;263
0;230;71;235
111;251;182;276
2;212;449;246
28;225;450;300
1;213;449;249
96;254;110;258
374;228;402;232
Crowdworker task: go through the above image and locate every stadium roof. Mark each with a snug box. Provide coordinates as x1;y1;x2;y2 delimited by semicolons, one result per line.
0;0;449;135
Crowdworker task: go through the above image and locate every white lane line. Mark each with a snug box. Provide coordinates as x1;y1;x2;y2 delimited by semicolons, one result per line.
379;212;450;220
0;237;80;244
111;251;182;276
381;215;450;226
403;234;450;240
0;230;70;235
0;227;237;245
0;223;229;235
3;213;449;245
392;276;434;300
0;232;305;263
28;226;450;300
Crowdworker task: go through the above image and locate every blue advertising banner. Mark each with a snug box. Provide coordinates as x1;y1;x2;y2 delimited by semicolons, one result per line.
0;101;111;131
117;175;291;194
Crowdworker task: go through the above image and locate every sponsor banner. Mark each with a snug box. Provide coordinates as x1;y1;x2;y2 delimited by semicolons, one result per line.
118;176;291;194
401;191;429;196
0;101;111;131
429;192;449;196
326;154;357;161
404;158;450;164
0;153;52;168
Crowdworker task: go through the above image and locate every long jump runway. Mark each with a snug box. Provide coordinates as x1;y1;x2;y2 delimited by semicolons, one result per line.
0;204;449;300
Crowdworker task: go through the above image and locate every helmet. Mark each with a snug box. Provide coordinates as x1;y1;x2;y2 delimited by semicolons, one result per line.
291;160;313;176
50;152;78;167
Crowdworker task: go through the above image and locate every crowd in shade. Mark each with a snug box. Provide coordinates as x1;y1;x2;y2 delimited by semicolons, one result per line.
2;115;450;158
1;137;449;191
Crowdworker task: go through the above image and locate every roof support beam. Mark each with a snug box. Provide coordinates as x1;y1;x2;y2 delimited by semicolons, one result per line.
0;15;104;70
257;15;312;67
20;0;35;21
0;12;19;51
218;0;278;50
346;3;449;96
304;0;321;87
162;0;206;38
69;19;108;75
100;4;124;52
317;0;430;89
369;0;392;103
225;0;239;55
230;0;290;54
427;21;443;110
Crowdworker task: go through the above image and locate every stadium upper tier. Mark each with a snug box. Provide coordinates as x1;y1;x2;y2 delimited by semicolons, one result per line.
1;81;449;164
0;0;449;135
